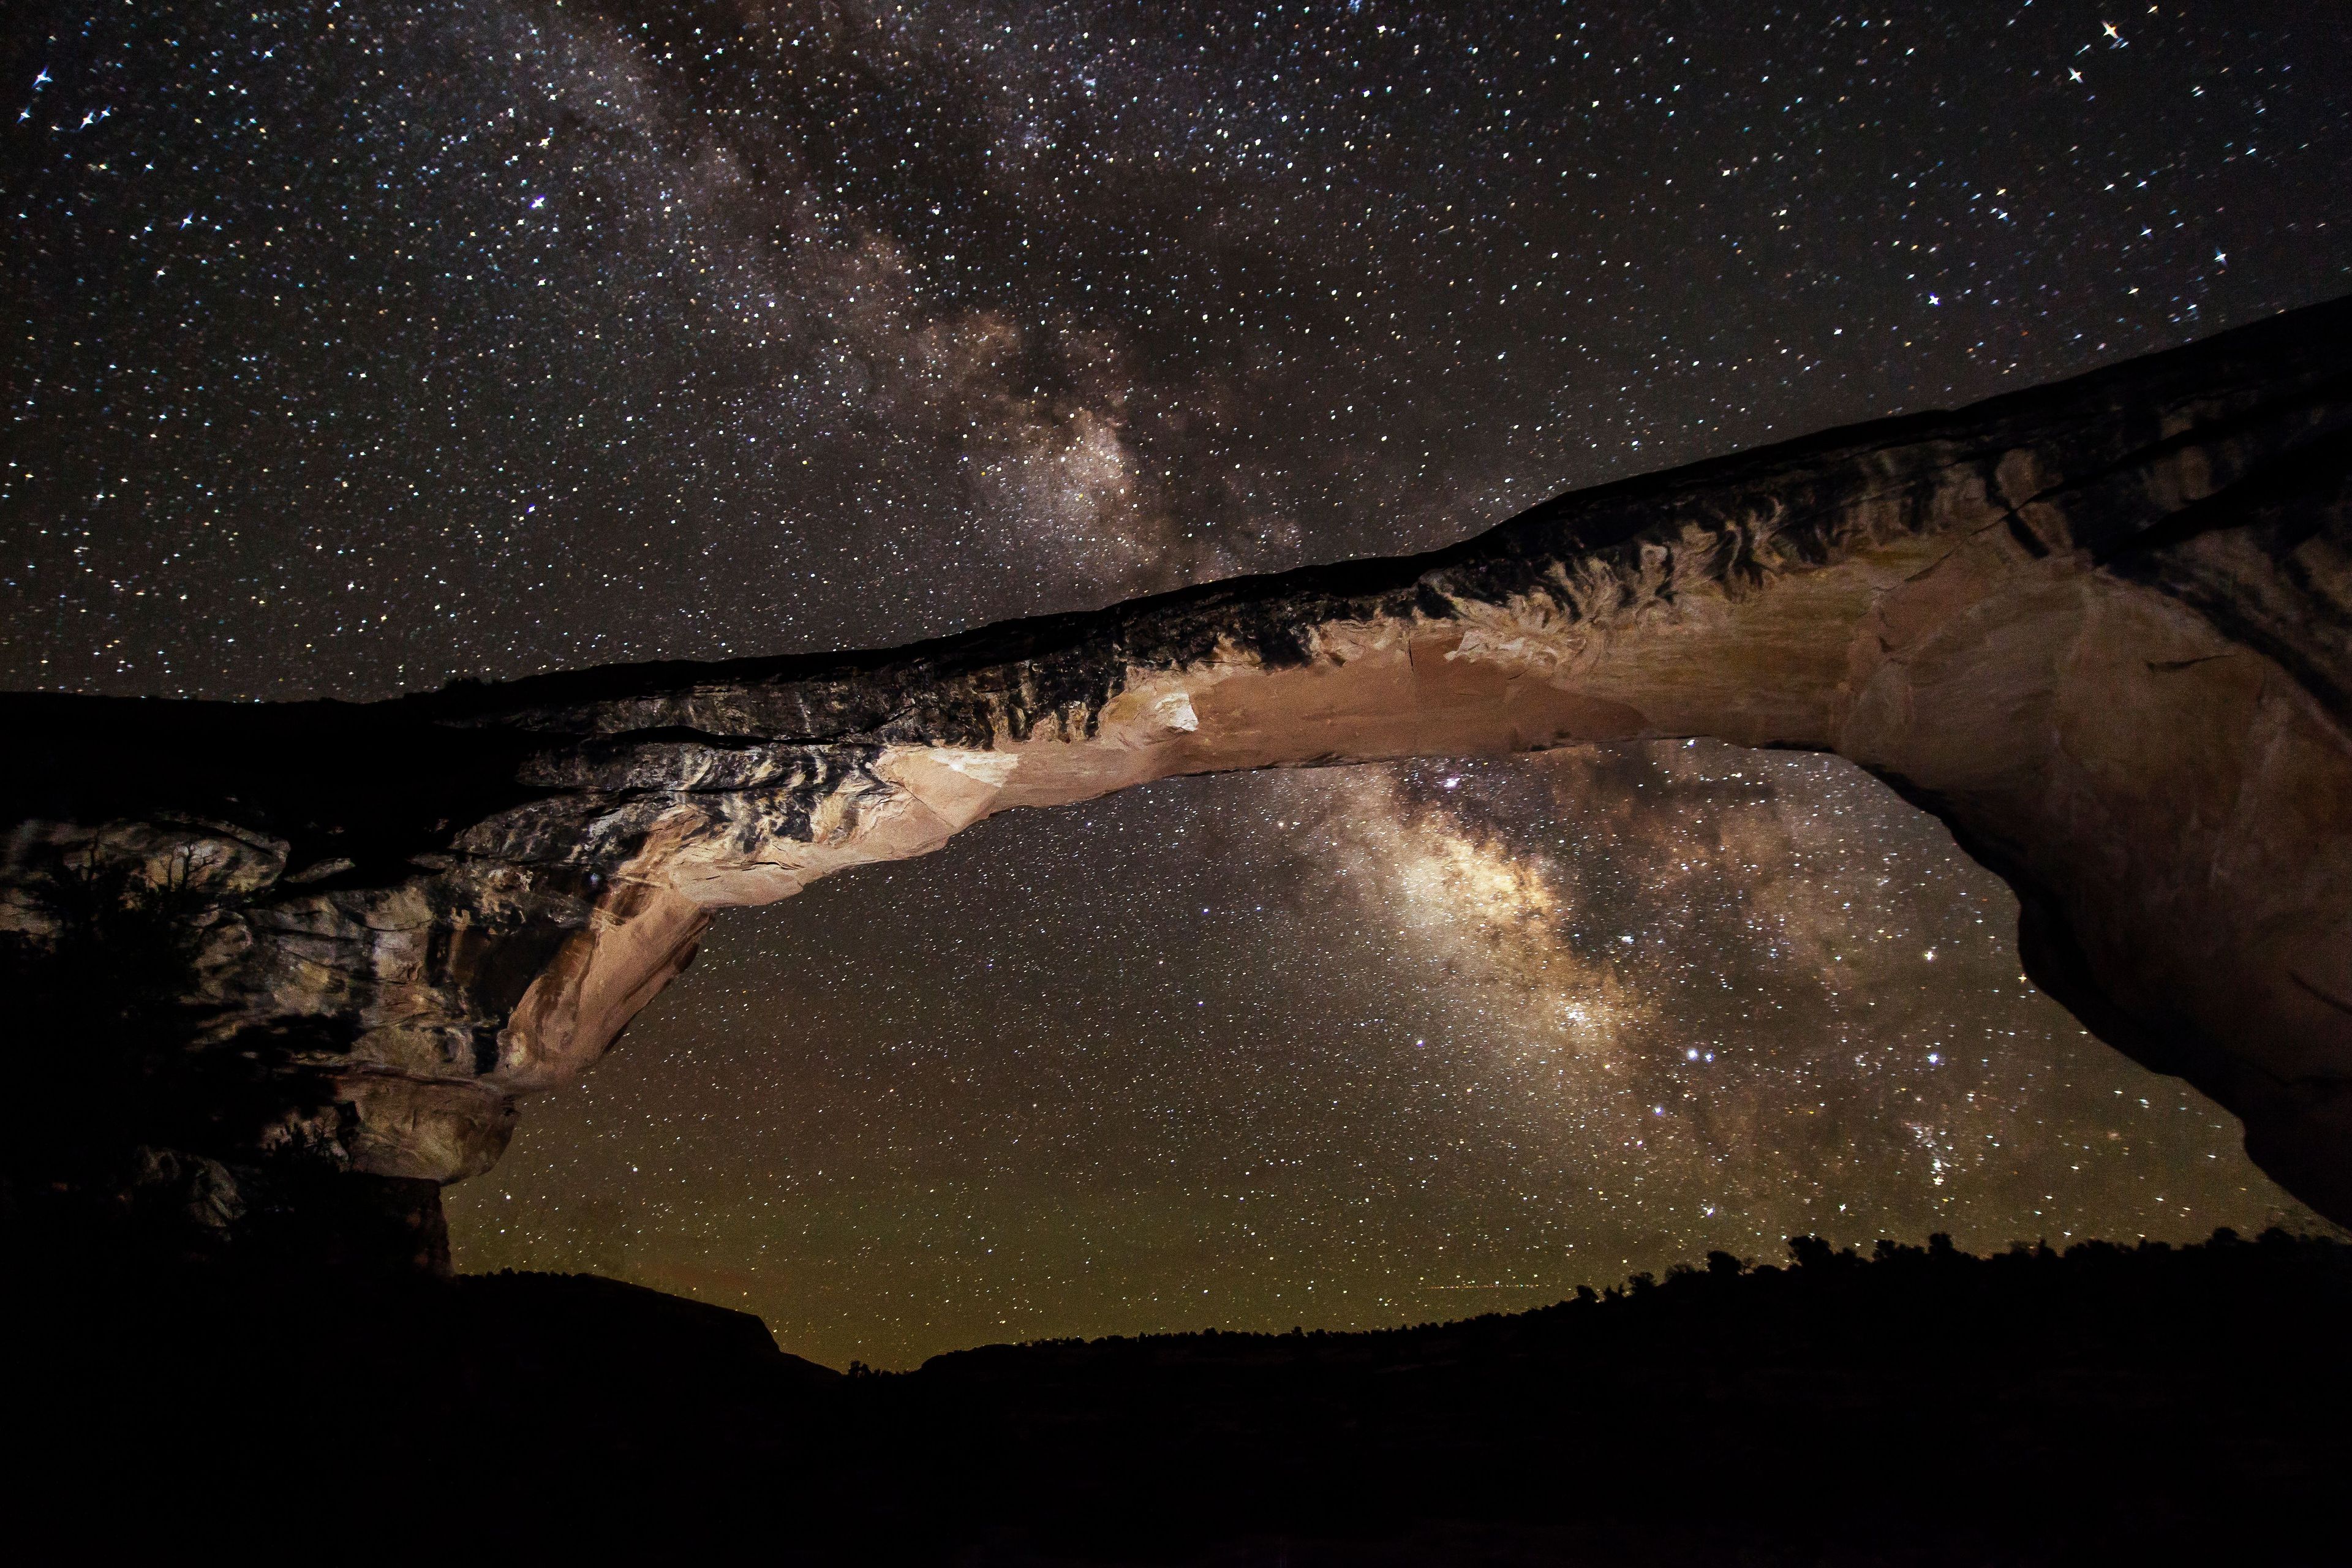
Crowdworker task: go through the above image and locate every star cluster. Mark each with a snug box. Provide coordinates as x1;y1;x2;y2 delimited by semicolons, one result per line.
6;2;2349;1365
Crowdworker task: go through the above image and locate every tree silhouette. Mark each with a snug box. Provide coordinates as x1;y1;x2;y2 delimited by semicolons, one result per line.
0;845;286;1257
1;849;210;1173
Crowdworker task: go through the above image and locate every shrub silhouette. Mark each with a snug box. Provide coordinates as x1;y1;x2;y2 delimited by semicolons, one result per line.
0;846;341;1257
1;849;212;1178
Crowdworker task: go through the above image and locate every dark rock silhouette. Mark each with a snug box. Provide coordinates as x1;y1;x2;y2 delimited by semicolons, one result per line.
13;1230;2348;1562
5;295;2350;1264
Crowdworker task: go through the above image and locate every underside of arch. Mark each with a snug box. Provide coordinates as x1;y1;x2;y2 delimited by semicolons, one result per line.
6;295;2350;1265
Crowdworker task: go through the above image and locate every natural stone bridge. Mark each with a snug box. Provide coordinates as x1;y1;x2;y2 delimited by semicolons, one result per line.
6;296;2350;1267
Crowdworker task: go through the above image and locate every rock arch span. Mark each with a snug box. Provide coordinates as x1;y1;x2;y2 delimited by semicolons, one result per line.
6;296;2350;1265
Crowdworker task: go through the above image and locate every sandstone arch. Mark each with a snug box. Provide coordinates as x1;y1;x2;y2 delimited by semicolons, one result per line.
7;296;2350;1264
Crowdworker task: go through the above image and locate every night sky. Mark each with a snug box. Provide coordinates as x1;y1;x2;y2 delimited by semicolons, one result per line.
7;2;2350;1366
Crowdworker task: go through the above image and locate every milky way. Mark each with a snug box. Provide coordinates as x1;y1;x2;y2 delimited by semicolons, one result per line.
6;3;2349;1365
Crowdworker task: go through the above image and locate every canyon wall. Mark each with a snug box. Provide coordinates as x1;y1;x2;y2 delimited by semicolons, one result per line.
6;296;2349;1264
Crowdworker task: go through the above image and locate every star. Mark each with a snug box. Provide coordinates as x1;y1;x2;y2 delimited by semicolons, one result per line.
9;0;2334;1366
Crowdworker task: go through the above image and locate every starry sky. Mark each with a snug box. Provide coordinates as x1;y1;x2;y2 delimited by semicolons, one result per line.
7;2;2351;1366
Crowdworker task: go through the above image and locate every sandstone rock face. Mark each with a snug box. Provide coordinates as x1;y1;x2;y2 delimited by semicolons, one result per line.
6;297;2350;1262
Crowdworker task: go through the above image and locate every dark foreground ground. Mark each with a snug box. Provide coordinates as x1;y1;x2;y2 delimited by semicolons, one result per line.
11;1230;2350;1564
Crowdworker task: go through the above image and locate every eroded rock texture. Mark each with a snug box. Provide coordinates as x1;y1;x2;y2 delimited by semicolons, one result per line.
6;296;2350;1264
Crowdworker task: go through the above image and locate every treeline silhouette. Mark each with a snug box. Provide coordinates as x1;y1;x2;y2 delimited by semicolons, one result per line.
14;1228;2348;1562
924;1226;2351;1382
848;1227;2351;1563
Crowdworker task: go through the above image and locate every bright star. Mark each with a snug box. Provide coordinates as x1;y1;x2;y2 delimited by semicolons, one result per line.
2103;21;2121;40
2068;68;2084;84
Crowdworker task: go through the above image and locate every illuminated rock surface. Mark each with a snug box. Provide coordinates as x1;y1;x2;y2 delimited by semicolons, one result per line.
5;295;2348;1261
